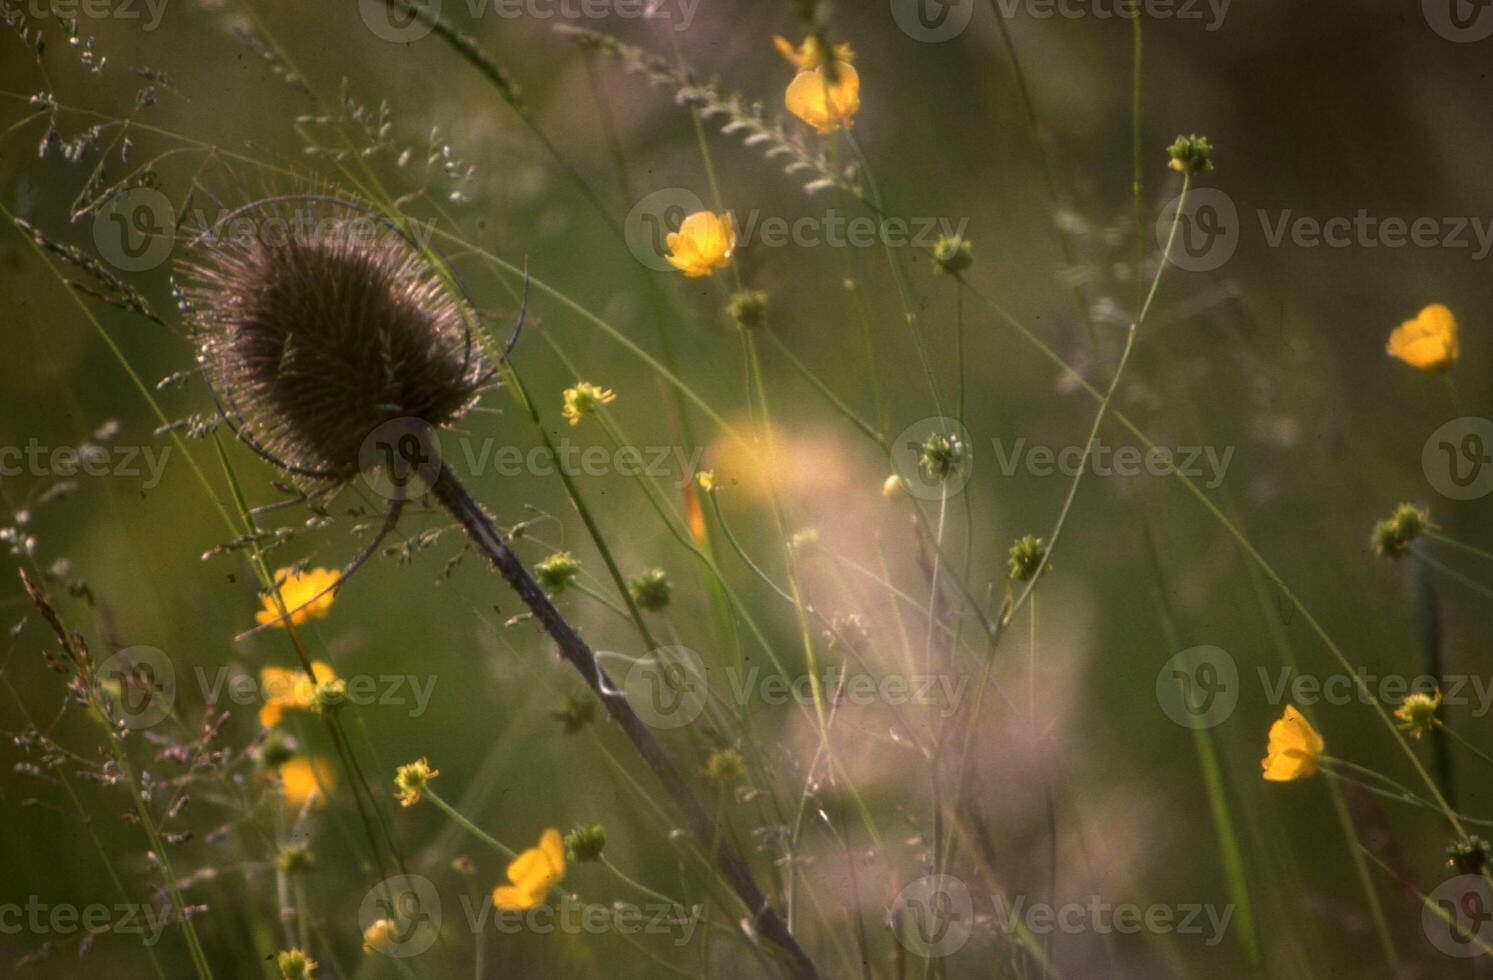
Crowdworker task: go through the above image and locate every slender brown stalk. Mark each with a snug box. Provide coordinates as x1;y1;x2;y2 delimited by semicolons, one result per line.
430;465;819;980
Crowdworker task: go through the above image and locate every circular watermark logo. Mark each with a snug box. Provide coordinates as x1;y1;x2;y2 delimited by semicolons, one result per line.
96;645;176;729
624;188;706;271
1422;416;1493;501
93;187;175;272
360;0;438;42
891;874;974;958
1156;645;1238;729
359;418;443;501
1157;187;1238;272
359;874;442;957
891;0;975;42
1424;875;1493;957
1424;0;1493;42
623;645;708;729
891;417;974;501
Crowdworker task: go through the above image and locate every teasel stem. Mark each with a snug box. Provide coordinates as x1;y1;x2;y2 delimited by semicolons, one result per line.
429;465;819;980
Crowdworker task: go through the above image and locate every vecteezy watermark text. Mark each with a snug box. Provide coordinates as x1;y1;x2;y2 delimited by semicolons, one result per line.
991;438;1234;488
0;440;171;489
359;0;700;43
196;667;439;718
1160;189;1493;272
0;898;171;946
891;875;1235;957
619;646;971;728
25;0;168;30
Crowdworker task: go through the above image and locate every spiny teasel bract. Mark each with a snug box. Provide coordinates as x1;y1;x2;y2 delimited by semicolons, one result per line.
178;196;486;487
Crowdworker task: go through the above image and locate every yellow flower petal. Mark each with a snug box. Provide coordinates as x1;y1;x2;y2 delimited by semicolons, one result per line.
259;661;337;728
279;756;336;807
665;211;735;277
492;827;566;909
1387;303;1459;372
785;64;860;135
1261;705;1324;782
256;567;341;628
492;884;537;910
772;34;853;70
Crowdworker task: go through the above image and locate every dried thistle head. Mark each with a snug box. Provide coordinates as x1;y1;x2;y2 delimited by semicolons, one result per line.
179;196;486;485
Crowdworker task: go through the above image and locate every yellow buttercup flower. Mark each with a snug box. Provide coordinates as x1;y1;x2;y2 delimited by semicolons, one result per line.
259;660;337;728
665;211;736;277
773;34;854;70
492;827;565;910
1261;705;1324;782
561;382;616;426
1387;303;1459;372
279;756;336;807
256;567;340;628
785;63;861;135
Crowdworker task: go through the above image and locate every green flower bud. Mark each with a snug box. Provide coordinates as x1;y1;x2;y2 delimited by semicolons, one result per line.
931;235;973;276
1008;535;1048;582
1371;503;1427;559
565;824;607;862
629;569;672;612
1166;134;1214;176
727;290;769;330
536;551;581;593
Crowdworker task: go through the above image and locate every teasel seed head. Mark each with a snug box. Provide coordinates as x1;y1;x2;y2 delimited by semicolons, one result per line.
179;196;486;486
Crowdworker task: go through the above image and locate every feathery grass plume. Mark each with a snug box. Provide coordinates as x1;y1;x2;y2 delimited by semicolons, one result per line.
554;25;857;197
180;192;820;977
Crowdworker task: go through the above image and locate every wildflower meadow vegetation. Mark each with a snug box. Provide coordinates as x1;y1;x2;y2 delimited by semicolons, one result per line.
3;1;1493;977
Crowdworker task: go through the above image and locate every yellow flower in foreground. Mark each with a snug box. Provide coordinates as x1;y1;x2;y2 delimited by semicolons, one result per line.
665;211;736;277
785;63;861;135
561;382;616;426
492;828;565;910
256;567;340;628
1395;690;1442;740
259;660;337;728
773;34;854;70
1261;705;1324;782
279;756;336;807
1387;303;1459;372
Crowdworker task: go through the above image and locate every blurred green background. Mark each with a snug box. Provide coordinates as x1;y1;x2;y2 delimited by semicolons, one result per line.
2;1;1491;977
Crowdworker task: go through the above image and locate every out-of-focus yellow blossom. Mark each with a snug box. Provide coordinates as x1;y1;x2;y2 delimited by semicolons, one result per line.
773;34;854;70
279;756;336;807
256;567;340;628
561;382;616;426
1387;304;1459;372
1261;705;1323;782
259;660;337;728
785;63;860;134
492;828;566;910
362;918;398;955
665;211;736;277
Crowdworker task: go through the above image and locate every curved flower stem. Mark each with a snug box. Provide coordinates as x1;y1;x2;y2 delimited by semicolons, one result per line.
429;466;820;980
1435;721;1493;771
990;172;1190;638
425;789;518;861
1424;530;1493;566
